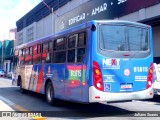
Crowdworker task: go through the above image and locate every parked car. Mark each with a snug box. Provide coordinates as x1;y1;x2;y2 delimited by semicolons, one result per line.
0;69;6;77
6;72;12;78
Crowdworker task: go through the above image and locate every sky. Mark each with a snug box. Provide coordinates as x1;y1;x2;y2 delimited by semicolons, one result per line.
0;0;41;40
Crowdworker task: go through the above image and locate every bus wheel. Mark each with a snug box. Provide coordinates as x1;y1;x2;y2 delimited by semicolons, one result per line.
45;82;55;105
20;80;26;94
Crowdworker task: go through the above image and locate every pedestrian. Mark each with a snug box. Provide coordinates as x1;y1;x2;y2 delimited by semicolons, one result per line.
12;71;16;85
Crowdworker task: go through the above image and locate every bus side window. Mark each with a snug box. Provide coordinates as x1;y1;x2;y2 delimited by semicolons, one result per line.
53;38;66;63
13;56;18;67
77;48;85;62
68;49;75;63
42;42;52;63
77;32;86;62
33;44;41;64
25;47;29;64
68;35;77;48
19;49;25;65
67;34;78;63
78;32;86;47
29;47;33;64
67;32;86;63
25;47;33;65
18;49;21;66
19;49;22;57
13;49;19;68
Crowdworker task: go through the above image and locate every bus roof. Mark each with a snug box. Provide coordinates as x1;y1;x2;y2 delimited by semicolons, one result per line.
15;20;150;50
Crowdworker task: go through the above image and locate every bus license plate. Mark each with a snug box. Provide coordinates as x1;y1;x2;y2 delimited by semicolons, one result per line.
121;84;132;89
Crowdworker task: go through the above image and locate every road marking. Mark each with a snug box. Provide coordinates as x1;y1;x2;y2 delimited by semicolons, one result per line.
0;95;47;120
0;96;14;106
14;104;29;112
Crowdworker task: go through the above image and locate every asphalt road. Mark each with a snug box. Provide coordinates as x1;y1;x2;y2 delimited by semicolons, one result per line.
0;78;160;120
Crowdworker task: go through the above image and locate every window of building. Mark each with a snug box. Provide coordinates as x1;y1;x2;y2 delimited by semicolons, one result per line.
18;33;23;45
53;38;66;63
27;27;34;42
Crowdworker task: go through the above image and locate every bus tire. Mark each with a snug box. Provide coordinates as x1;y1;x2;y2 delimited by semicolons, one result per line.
20;80;26;94
45;82;56;105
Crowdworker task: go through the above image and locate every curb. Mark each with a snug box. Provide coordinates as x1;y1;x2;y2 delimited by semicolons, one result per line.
0;100;14;111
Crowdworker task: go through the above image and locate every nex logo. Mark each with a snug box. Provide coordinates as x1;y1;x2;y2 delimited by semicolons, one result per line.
112;59;116;65
103;59;120;66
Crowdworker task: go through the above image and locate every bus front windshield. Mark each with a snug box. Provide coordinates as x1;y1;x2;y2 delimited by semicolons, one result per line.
99;25;149;51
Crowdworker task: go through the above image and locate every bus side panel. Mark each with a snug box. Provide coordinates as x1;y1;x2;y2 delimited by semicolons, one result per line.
79;26;93;103
64;64;86;102
25;64;66;100
88;21;97;88
24;65;33;90
19;65;25;88
24;64;43;92
81;27;93;103
43;64;65;99
21;62;90;103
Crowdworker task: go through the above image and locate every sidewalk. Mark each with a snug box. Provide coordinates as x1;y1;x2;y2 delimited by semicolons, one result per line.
0;100;14;111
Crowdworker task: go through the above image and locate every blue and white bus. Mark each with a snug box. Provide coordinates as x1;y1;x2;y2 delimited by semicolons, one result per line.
13;20;153;105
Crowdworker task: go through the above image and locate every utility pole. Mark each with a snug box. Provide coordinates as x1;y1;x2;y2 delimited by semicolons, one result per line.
51;7;53;34
1;41;3;69
42;0;58;35
1;34;5;69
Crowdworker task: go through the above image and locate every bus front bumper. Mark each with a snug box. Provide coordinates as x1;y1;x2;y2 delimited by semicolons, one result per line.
89;86;153;103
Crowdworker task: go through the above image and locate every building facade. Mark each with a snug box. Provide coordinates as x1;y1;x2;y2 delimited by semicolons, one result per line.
16;0;160;63
9;28;17;41
0;28;16;72
0;40;14;72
